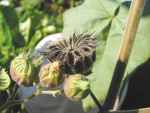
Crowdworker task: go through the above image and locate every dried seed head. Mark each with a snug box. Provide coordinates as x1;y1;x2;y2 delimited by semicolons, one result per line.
41;33;100;75
10;48;43;87
64;74;91;100
39;60;65;89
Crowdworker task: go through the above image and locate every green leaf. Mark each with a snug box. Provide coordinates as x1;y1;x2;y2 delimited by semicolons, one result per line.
27;30;43;50
19;9;44;46
0;6;13;49
21;0;44;9
0;68;11;90
0;6;18;30
0;5;25;47
0;5;24;69
0;5;13;67
62;0;150;111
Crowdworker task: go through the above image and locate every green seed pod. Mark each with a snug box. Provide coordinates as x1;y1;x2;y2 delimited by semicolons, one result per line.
39;60;65;89
64;74;91;100
0;68;11;90
10;48;43;87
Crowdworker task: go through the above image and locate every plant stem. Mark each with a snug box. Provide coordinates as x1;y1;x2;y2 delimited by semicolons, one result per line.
14;88;43;104
109;107;150;113
9;83;19;100
113;96;119;111
0;101;13;112
0;85;42;112
6;88;11;100
101;0;146;112
0;83;19;112
90;91;102;111
40;89;64;97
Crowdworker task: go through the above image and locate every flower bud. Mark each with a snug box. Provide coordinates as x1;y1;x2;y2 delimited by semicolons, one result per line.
64;74;91;100
10;48;43;87
39;60;65;89
0;68;11;90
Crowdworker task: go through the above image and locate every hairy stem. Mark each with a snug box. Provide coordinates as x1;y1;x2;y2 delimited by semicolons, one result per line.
101;0;146;112
41;89;64;97
14;86;43;103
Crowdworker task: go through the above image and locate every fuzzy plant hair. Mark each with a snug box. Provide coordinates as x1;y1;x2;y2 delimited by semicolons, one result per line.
41;33;100;75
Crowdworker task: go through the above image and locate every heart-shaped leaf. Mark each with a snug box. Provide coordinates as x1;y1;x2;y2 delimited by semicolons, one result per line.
62;0;150;111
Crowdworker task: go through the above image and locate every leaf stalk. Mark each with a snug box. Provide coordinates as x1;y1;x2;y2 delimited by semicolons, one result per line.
100;0;146;112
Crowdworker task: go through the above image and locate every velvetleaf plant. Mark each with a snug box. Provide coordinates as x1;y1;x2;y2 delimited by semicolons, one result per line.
63;0;150;112
1;0;150;113
0;32;100;112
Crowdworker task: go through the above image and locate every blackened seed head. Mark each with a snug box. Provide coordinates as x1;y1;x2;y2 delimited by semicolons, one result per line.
92;51;96;62
84;56;93;69
74;60;86;74
41;33;101;75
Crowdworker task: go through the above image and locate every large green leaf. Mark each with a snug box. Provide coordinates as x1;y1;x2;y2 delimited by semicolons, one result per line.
0;68;11;90
62;0;150;111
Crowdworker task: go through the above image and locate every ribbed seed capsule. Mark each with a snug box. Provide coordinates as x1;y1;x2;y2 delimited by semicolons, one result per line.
64;74;91;100
0;68;11;90
39;60;65;89
10;48;43;87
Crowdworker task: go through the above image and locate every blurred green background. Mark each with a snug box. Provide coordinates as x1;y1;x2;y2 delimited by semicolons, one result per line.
0;0;83;112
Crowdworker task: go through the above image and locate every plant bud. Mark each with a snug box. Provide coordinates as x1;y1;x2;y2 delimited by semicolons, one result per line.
39;60;65;89
0;68;11;90
10;48;43;87
64;74;91;100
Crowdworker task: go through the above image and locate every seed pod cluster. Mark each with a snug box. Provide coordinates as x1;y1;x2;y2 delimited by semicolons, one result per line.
39;33;100;100
10;48;43;87
41;33;100;75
